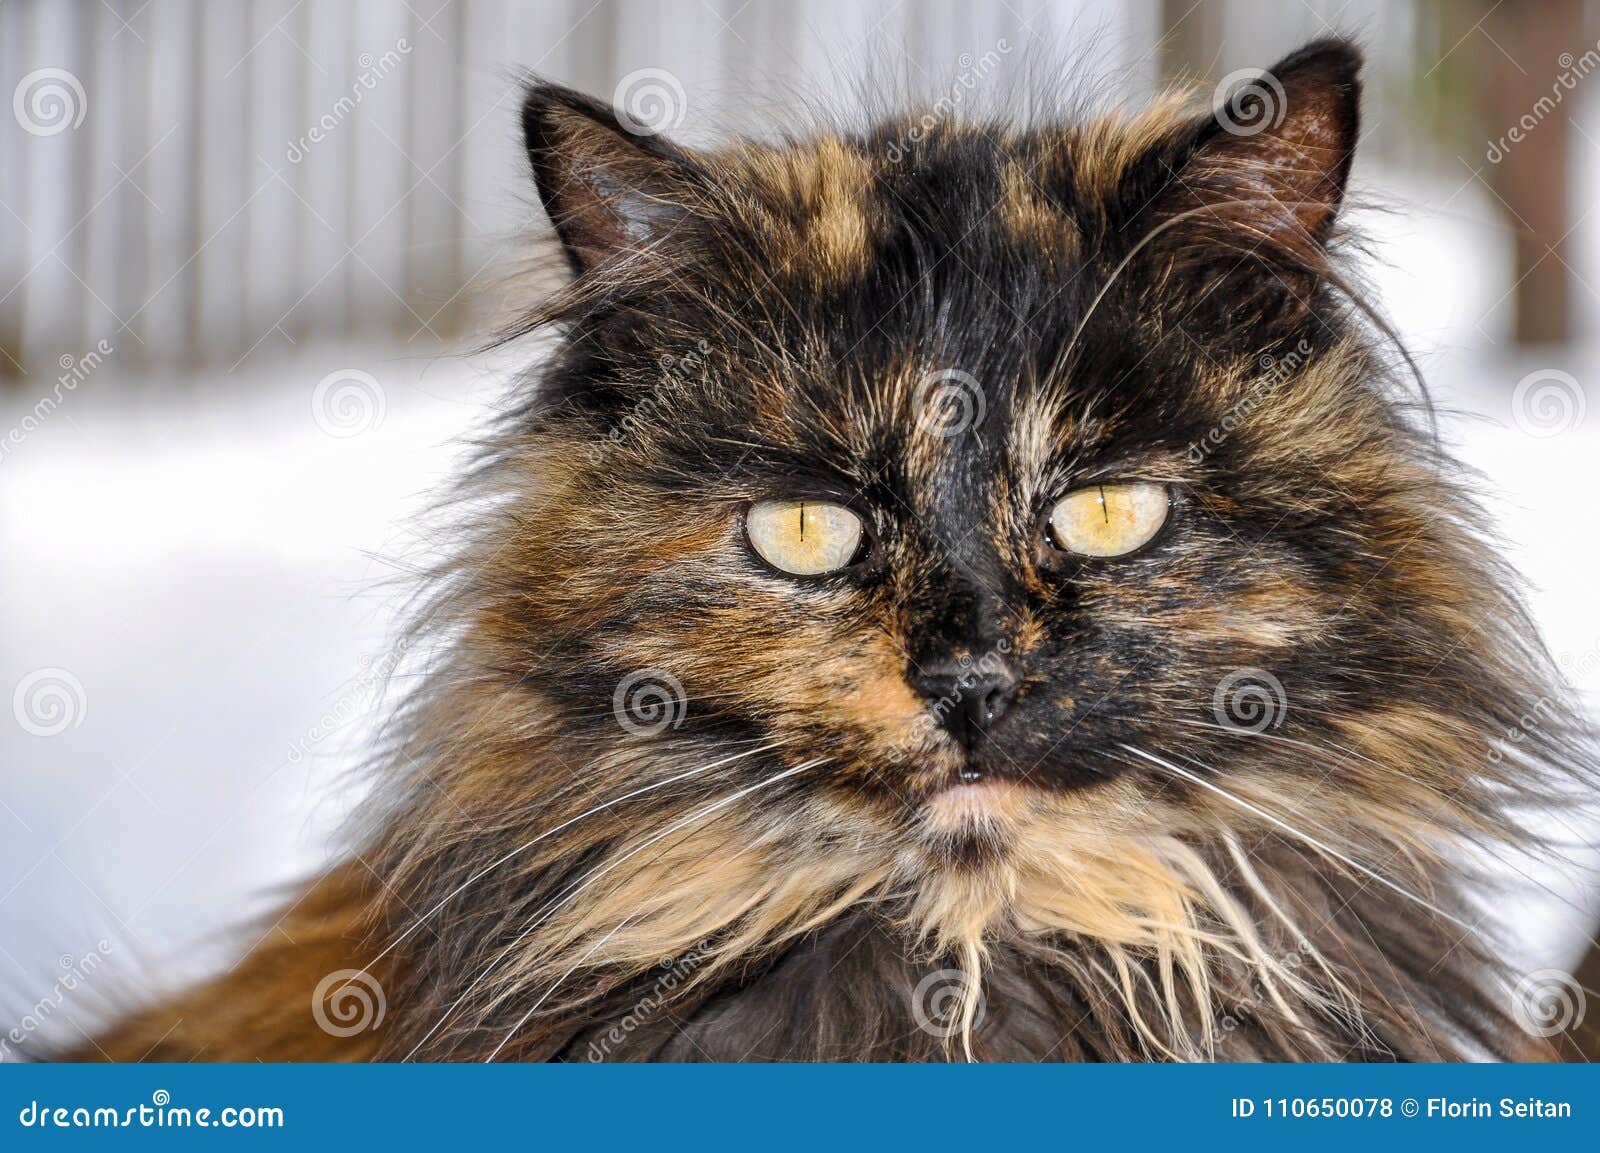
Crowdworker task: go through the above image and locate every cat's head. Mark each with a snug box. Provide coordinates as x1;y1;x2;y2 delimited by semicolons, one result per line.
468;37;1557;879
380;36;1584;1060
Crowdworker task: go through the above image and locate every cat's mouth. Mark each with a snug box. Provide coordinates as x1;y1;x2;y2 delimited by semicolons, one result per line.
919;775;1036;833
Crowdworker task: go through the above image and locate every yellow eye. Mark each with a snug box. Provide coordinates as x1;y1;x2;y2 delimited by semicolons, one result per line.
1046;482;1169;557
746;500;865;576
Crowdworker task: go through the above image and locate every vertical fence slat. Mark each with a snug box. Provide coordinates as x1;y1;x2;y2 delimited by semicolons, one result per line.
349;0;413;335
245;0;306;364
295;0;355;341
404;0;465;341
0;1;32;377
195;1;252;363
18;0;90;368
81;1;126;358
139;0;200;367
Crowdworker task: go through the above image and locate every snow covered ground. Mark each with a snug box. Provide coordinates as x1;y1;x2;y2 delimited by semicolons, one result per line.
1;170;1597;1048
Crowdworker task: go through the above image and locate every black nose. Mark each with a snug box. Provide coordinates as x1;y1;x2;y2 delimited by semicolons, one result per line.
910;659;1020;749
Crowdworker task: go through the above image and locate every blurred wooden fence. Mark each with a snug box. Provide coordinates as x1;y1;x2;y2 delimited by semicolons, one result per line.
0;0;1514;378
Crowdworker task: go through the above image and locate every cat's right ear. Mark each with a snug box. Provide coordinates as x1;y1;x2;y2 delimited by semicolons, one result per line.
521;82;702;277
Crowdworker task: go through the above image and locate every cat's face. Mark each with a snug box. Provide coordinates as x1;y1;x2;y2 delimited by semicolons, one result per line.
341;43;1577;1063
499;44;1484;859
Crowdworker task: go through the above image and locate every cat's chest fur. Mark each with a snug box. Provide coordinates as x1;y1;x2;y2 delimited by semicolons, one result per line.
551;913;1400;1063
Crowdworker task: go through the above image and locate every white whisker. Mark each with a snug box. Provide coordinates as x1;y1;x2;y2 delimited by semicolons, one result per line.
1117;743;1478;935
368;739;792;968
1169;717;1457;801
483;912;639;1062
1172;717;1600;955
402;756;828;1060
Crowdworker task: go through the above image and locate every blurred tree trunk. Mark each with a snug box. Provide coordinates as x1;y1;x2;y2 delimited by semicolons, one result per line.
1478;0;1583;344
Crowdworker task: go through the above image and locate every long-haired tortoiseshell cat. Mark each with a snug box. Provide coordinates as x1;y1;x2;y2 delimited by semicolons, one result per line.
82;39;1590;1062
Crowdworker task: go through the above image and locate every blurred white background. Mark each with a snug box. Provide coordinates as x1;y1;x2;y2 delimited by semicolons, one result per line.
1;0;1597;1053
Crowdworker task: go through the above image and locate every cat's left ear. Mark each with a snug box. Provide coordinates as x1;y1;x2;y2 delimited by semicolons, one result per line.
1127;39;1361;327
1165;39;1360;241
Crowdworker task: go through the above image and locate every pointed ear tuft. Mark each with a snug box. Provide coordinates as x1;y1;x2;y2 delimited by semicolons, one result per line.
1186;37;1362;245
521;82;700;277
1125;39;1362;340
